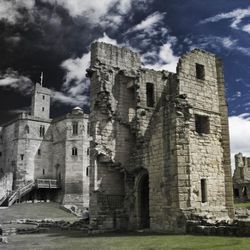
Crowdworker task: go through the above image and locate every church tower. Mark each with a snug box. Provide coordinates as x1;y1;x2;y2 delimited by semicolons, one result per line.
31;75;51;119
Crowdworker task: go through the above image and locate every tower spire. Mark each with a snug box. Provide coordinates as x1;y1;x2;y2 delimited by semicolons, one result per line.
40;72;44;87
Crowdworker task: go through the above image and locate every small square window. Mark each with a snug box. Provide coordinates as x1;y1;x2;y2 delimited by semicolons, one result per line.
196;63;205;80
195;115;210;134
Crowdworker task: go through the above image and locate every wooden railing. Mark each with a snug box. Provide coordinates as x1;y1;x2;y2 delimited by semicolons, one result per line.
0;192;9;206
8;181;34;206
35;179;60;189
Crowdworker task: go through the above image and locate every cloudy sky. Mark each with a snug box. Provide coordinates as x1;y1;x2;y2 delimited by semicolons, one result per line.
1;0;250;165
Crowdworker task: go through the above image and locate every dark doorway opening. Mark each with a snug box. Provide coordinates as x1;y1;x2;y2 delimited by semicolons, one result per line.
138;173;150;229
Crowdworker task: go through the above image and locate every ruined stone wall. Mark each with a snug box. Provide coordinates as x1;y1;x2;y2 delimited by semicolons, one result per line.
176;49;234;217
234;153;250;182
89;42;141;230
233;153;250;201
89;42;234;233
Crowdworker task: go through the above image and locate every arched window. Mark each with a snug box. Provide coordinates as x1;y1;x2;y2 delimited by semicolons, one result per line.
72;147;78;156
25;125;29;134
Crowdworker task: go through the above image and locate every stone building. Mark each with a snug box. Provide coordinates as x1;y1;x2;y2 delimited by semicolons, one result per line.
0;83;90;207
233;153;250;201
87;42;234;233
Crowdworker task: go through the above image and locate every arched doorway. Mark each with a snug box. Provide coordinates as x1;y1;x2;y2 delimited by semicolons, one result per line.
137;173;150;229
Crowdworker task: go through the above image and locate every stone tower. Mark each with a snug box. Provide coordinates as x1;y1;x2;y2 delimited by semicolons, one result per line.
88;42;234;233
31;83;51;119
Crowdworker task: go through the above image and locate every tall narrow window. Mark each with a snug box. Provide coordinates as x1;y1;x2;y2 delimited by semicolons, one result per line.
72;147;78;156
42;107;45;112
196;63;205;80
87;148;90;155
0;152;2;157
72;122;78;135
43;95;45;100
86;166;89;177
25;125;29;134
201;179;207;203
146;83;154;107
195;115;210;134
20;154;24;161
39;125;45;137
43;169;45;175
38;149;41;156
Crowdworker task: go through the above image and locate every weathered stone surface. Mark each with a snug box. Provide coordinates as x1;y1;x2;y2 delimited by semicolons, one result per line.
233;152;250;201
88;42;234;233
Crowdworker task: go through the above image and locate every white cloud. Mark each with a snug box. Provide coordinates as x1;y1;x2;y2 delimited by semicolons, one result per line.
142;42;179;73
54;52;90;107
0;0;35;24
96;33;118;46
128;11;166;33
40;0;135;28
0;0;138;28
242;24;250;33
229;114;250;169
54;33;119;107
0;69;33;95
201;7;250;34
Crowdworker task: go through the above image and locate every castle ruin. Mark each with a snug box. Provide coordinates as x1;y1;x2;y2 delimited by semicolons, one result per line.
88;42;234;233
0;42;235;234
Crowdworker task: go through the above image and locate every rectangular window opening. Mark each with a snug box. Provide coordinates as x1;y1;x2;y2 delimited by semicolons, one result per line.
234;188;239;198
20;154;24;161
38;149;41;156
146;82;154;107
196;63;205;80
72;122;78;135
201;179;207;203
43;95;45;100
39;125;45;137
0;152;2;157
195;115;210;134
42;107;45;112
43;169;45;175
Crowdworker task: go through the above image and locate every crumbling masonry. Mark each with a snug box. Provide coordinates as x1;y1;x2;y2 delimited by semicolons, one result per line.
88;42;234;233
233;153;250;201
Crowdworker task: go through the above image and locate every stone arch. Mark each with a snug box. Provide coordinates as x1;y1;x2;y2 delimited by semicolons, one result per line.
136;169;150;229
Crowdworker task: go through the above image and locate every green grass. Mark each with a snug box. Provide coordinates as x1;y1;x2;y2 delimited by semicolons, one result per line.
0;202;77;223
5;232;250;250
234;202;250;209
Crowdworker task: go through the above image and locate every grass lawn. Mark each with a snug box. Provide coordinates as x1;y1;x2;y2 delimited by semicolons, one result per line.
4;232;250;250
234;202;250;209
0;202;77;223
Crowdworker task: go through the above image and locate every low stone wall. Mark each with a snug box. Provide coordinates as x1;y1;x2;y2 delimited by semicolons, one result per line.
187;219;250;236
